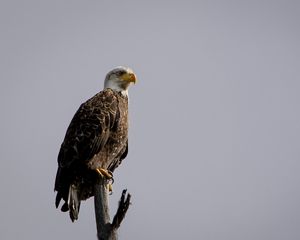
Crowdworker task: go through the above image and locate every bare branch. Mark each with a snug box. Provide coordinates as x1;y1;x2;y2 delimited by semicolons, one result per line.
112;189;131;229
94;179;131;240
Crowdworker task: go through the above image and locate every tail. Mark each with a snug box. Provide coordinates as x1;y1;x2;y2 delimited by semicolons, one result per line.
68;184;81;222
55;167;70;212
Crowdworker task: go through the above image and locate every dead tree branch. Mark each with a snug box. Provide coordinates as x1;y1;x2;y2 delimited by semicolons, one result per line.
94;178;131;240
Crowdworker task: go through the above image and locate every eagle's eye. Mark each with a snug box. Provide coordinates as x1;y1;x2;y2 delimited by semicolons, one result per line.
116;70;127;76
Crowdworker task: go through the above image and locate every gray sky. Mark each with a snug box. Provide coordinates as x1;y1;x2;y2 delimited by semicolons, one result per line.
1;0;300;239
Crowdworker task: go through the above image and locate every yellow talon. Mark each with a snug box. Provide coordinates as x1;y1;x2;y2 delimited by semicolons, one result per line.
96;168;114;194
96;168;113;179
108;183;113;194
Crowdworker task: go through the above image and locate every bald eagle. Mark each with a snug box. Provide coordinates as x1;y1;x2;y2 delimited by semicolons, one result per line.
54;67;136;221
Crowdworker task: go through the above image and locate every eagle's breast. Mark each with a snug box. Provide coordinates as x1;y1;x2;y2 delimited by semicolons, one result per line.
87;90;128;170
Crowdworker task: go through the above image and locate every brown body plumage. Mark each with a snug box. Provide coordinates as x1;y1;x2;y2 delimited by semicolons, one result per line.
54;67;136;221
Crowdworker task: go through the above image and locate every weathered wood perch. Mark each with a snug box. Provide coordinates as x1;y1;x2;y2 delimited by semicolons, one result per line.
94;178;131;240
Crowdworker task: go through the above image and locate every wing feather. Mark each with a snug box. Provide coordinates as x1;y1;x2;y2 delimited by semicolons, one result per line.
54;89;119;201
58;90;118;167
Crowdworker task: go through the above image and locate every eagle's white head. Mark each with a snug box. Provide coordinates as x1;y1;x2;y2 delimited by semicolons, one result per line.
104;66;137;96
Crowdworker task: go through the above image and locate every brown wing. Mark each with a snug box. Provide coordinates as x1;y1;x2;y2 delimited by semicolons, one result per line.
54;89;120;208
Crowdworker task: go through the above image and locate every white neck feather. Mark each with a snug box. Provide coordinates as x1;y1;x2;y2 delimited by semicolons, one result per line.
104;80;128;97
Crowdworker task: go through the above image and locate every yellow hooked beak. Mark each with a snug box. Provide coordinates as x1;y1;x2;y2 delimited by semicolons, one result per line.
121;72;137;84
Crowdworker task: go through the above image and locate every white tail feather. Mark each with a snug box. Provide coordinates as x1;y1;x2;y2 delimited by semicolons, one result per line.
68;184;80;222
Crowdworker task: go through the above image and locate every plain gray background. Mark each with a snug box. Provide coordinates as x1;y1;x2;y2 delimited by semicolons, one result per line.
1;0;300;239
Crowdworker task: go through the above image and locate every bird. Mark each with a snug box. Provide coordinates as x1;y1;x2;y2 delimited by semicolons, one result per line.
54;66;136;222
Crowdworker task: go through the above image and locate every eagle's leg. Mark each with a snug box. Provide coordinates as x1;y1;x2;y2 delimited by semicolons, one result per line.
96;168;114;194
